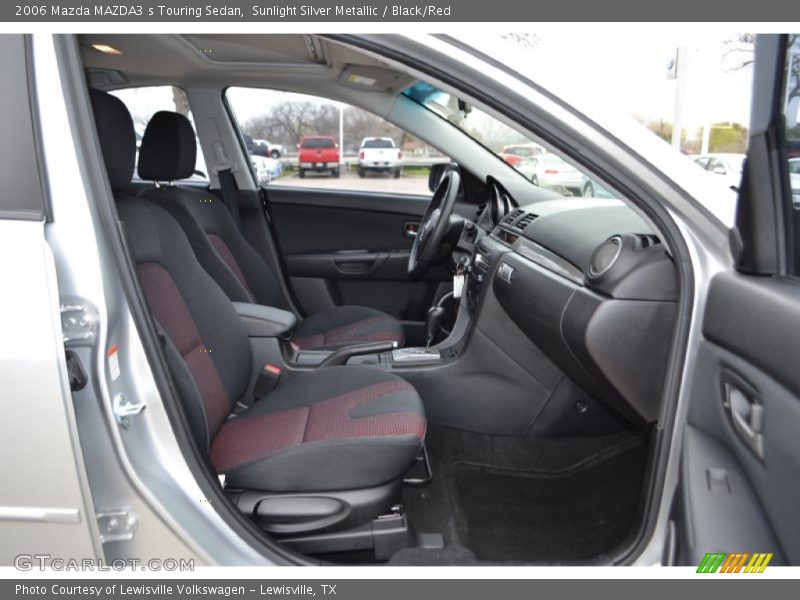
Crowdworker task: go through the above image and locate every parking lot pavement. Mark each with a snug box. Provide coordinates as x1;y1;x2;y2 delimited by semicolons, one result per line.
267;169;431;195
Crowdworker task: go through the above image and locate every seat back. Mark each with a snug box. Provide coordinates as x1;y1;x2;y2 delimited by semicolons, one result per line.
90;90;252;448
138;111;285;309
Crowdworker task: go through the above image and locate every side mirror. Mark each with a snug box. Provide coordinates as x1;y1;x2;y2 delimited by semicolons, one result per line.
428;163;450;192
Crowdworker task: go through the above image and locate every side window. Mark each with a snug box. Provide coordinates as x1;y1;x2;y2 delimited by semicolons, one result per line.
226;87;447;196
784;35;800;207
110;86;208;182
0;35;46;219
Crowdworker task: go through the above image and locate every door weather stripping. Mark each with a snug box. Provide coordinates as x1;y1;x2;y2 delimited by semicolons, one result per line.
113;393;145;429
97;510;138;543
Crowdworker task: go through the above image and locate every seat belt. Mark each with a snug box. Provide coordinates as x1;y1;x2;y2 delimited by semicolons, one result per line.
217;168;242;230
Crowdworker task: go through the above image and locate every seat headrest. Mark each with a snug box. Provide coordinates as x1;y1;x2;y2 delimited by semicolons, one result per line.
138;111;197;182
89;89;135;191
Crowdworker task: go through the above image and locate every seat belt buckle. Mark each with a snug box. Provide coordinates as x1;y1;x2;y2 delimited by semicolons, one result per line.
254;363;281;400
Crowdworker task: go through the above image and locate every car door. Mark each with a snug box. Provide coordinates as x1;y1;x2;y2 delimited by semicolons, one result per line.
225;87;460;344
0;34;100;564
675;34;800;569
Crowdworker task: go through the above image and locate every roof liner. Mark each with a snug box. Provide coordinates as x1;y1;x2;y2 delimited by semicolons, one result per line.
78;34;414;96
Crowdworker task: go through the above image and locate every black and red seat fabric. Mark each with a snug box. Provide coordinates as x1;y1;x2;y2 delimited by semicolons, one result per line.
89;89;425;492
136;110;405;351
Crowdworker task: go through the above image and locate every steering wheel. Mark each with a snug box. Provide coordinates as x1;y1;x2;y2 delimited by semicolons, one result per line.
408;169;461;278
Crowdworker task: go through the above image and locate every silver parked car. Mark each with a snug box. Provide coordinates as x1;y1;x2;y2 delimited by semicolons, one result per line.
693;152;746;189
515;153;584;195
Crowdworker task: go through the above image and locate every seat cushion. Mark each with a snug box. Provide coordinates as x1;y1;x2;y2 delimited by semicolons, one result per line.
292;305;406;351
210;366;425;492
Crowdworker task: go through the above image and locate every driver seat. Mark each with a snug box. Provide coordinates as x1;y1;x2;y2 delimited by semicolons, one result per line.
137;111;405;351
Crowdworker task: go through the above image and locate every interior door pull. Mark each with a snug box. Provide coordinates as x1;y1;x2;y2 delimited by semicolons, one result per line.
723;382;765;460
404;222;420;238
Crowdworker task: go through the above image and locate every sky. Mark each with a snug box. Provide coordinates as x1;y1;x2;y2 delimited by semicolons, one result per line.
469;32;755;135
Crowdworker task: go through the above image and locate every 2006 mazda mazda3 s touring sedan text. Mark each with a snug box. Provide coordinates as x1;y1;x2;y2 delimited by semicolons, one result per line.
1;33;799;567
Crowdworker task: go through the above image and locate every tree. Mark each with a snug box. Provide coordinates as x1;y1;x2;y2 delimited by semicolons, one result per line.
243;100;339;147
500;33;540;49
171;86;190;118
722;33;755;72
343;106;404;151
242;101;432;155
464;116;527;153
709;122;749;153
786;35;800;131
637;117;673;144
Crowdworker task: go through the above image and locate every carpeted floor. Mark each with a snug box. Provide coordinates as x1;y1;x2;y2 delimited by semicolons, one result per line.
400;425;648;564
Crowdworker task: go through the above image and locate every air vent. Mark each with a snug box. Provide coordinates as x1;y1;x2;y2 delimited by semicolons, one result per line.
588;236;622;278
475;203;486;221
634;234;661;248
515;213;538;230
502;209;524;225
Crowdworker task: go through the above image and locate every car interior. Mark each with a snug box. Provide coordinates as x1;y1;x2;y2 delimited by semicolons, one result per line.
78;33;681;565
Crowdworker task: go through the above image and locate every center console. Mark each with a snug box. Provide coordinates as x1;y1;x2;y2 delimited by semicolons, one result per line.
240;227;508;378
339;235;508;370
465;236;507;315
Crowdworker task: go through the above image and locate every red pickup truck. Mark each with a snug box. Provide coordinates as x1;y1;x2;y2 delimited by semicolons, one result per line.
297;135;340;178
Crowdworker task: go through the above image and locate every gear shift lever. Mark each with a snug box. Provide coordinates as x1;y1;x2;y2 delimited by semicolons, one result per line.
425;306;445;351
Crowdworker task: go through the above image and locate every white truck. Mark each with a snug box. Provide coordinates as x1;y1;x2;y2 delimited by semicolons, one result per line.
358;137;402;178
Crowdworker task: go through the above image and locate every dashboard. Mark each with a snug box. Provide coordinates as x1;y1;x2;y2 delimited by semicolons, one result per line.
466;178;679;426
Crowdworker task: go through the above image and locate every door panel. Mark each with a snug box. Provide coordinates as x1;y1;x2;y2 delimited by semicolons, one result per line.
687;273;800;562
0;34;99;562
678;278;800;564
268;186;427;254
267;186;452;324
676;35;800;567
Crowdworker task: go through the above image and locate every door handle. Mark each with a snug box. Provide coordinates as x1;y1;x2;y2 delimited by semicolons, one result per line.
723;380;764;460
332;251;387;275
404;222;420;238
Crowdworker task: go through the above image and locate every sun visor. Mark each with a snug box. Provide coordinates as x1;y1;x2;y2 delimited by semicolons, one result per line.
338;64;407;92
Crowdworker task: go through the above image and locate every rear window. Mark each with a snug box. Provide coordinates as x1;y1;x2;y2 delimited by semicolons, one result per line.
508;147;532;156
110;86;207;181
302;138;335;149
363;139;395;149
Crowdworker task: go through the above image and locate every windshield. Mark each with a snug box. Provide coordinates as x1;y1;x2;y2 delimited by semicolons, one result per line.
404;82;606;199
363;139;395;148
302;137;334;149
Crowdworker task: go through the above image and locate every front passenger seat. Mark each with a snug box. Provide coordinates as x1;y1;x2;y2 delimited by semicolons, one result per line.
137;111;406;351
90;89;426;498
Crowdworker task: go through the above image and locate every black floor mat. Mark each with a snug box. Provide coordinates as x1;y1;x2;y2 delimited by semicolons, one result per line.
452;443;647;562
401;426;648;564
